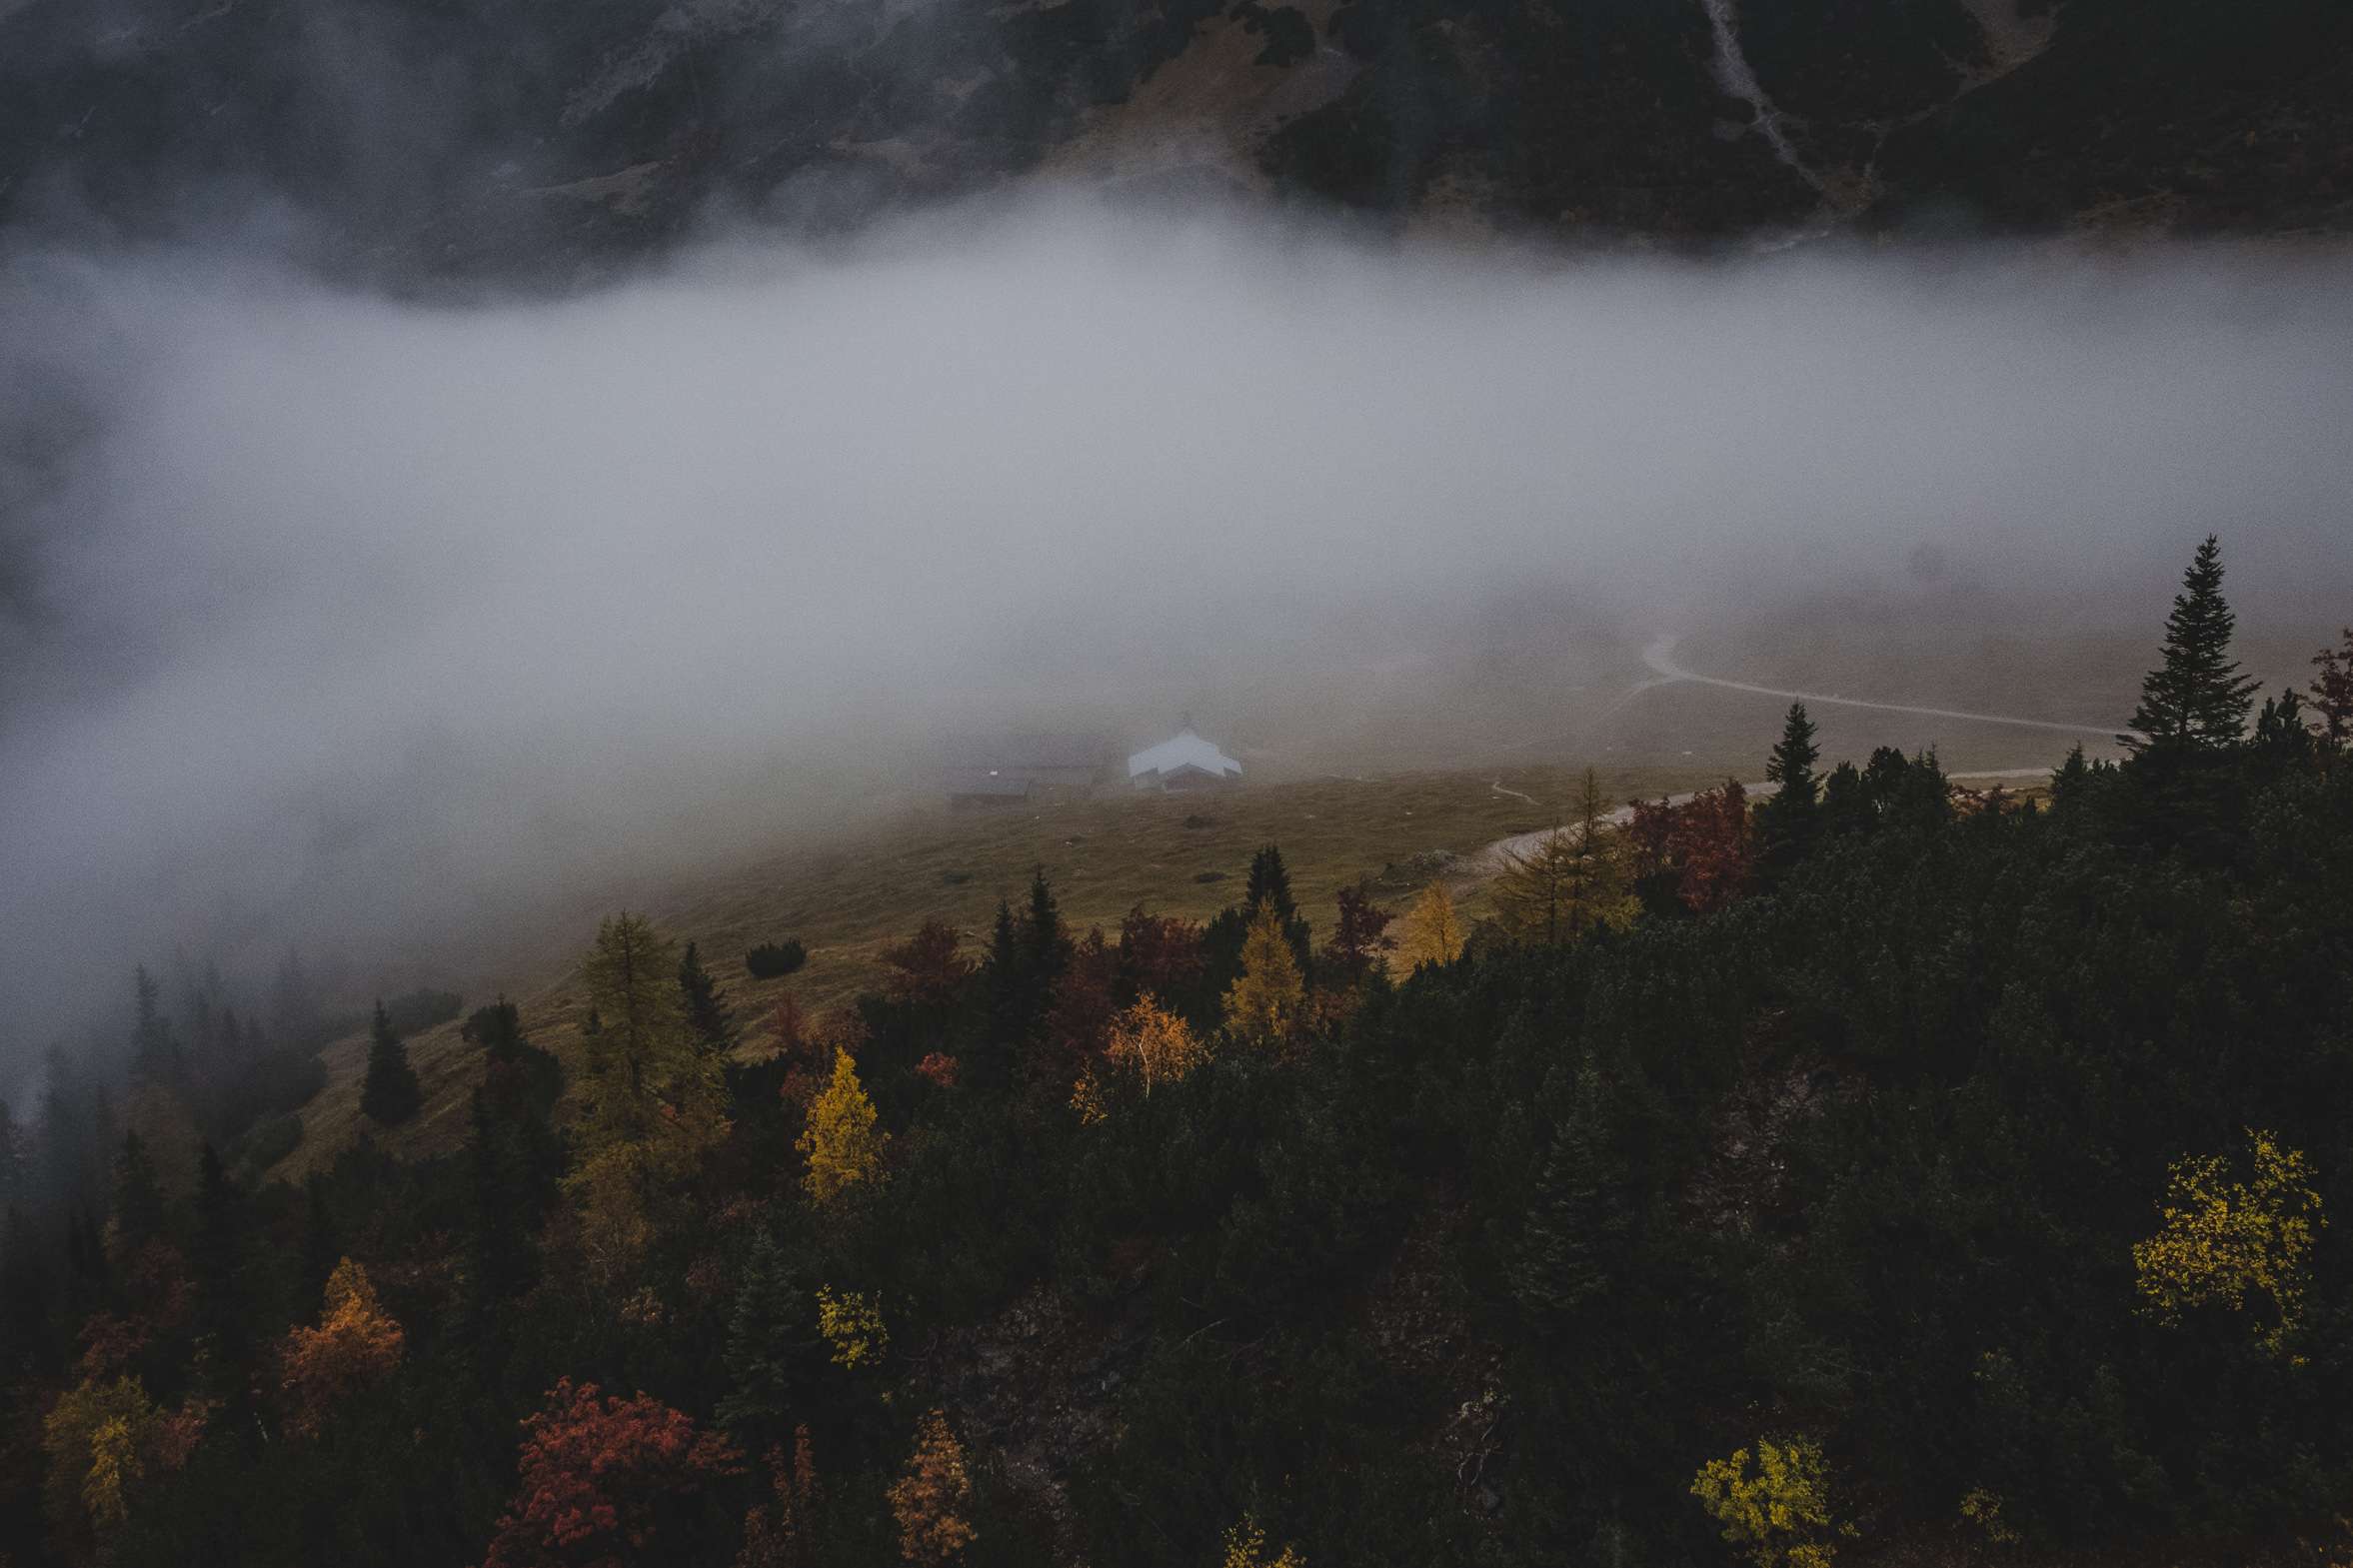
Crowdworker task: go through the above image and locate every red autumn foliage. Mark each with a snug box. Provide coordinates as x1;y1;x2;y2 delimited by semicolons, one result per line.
767;993;814;1058
76;1311;151;1379
481;1378;742;1568
1669;780;1752;914
915;1052;960;1090
1625;795;1678;879
1041;930;1119;1083
1628;783;1754;914
883;920;971;1007
1115;907;1203;1003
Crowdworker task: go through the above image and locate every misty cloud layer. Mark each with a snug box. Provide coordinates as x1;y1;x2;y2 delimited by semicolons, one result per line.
5;200;2353;1064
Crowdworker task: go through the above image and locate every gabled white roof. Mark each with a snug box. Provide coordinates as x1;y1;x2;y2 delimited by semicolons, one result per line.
1128;729;1242;780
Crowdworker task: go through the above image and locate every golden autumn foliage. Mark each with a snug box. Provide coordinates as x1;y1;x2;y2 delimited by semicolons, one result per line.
1107;995;1208;1093
1957;1487;2019;1547
1222;904;1305;1046
1220;1513;1306;1568
1489;771;1635;947
887;1408;978;1565
737;1426;819;1568
1393;880;1463;970
1689;1435;1851;1568
815;1284;889;1370
2132;1129;2324;1357
798;1047;889;1204
40;1373;205;1544
279;1257;407;1438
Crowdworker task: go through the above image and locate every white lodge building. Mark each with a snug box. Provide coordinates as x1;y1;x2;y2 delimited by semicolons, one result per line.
1128;726;1242;791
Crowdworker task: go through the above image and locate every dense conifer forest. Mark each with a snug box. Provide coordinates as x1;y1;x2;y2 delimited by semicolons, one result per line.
5;539;2352;1566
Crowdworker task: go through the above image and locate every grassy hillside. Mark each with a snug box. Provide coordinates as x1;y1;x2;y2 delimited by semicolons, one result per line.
269;762;1728;1179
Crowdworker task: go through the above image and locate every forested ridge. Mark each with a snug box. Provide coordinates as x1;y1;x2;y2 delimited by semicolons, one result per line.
5;538;2353;1567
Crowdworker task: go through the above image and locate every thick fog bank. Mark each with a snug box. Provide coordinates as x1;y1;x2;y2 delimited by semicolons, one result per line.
4;200;2352;1068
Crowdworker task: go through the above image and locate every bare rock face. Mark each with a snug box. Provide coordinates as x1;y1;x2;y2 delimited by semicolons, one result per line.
2;0;2348;278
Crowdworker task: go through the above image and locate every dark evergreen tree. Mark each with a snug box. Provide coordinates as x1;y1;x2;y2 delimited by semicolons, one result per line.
718;1226;826;1443
1765;702;1820;810
1026;865;1072;986
1886;748;1954;831
1244;843;1296;924
460;1000;560;1327
65;1205;109;1318
1511;1058;1628;1336
298;1176;339;1308
111;1131;165;1250
191;1142;250;1399
678;941;737;1057
132;964;178;1080
979;897;1028;1088
359;998;423;1126
1819;761;1870;836
1754;703;1822;875
2124;534;2259;754
0;1095;21;1205
2252;688;2315;770
1;1203;47;1368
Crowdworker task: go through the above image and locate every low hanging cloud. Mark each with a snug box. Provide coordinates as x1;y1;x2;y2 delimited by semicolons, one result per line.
4;197;2352;1059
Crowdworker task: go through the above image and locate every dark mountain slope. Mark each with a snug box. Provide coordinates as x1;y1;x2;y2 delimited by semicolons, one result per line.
0;0;2347;275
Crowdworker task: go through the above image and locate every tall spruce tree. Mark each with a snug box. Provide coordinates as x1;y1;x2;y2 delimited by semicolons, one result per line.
360;998;424;1126
191;1141;251;1400
1025;867;1071;992
131;965;177;1081
1754;703;1821;874
0;1096;21;1205
299;1175;340;1308
678;941;737;1057
110;1131;165;1250
719;1226;825;1442
1512;1056;1628;1335
1765;702;1821;811
461;1000;560;1325
2125;535;2258;753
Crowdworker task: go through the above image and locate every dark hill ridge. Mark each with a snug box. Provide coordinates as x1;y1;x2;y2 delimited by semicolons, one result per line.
1;0;2348;271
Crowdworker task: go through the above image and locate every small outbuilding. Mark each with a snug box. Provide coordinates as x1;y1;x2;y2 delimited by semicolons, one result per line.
942;769;1038;808
933;732;1119;804
1128;726;1242;791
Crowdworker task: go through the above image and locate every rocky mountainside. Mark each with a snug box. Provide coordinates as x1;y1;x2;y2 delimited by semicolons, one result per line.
1;0;2348;276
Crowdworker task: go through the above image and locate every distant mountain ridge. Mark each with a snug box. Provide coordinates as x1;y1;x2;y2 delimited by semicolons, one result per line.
1;0;2348;277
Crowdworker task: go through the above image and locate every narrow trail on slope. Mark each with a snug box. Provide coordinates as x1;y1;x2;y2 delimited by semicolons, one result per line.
1640;635;2124;739
1488;780;1537;804
1699;0;1828;196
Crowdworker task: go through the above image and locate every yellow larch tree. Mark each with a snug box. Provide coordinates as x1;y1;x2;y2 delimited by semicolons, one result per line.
1490;769;1633;947
1222;903;1305;1046
568;912;732;1279
799;1047;889;1204
1394;880;1463;970
2132;1128;2324;1357
887;1408;979;1564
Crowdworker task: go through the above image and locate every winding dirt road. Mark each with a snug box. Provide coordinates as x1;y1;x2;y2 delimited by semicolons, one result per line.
1472;635;2095;873
1641;635;2119;738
